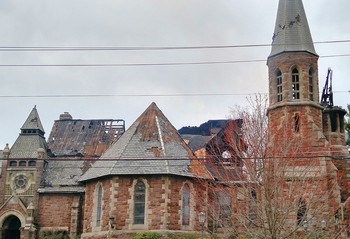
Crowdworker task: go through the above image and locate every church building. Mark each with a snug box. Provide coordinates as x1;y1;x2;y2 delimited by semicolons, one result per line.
0;0;349;239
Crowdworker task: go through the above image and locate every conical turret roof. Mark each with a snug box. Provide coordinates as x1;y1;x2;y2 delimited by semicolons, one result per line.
269;0;317;58
21;105;45;133
80;102;207;181
10;106;48;158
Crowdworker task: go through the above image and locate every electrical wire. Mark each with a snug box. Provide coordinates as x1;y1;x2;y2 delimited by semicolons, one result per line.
0;39;349;51
0;54;349;68
0;91;348;98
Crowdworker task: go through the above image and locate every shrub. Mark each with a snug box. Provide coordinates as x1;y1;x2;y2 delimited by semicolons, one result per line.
132;232;161;239
38;230;82;239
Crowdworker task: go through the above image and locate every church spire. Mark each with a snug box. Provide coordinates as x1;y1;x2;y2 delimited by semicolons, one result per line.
269;0;317;58
21;105;45;135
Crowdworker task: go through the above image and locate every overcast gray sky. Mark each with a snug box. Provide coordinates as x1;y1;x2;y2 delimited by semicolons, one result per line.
0;0;349;147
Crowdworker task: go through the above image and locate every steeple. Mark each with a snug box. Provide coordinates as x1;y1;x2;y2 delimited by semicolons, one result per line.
269;0;317;58
20;105;45;136
10;106;48;158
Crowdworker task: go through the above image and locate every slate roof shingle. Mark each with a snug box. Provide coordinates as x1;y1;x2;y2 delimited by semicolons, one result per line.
269;0;317;57
80;102;208;182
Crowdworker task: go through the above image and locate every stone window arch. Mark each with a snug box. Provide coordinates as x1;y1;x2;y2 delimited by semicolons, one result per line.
9;161;17;167
28;160;36;167
134;181;146;224
291;67;300;99
276;69;283;102
182;183;190;225
19;161;26;167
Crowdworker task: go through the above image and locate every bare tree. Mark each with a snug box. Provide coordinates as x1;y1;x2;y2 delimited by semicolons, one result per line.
346;105;350;146
200;94;342;239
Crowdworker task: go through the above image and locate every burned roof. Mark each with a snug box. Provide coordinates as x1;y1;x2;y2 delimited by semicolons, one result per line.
80;102;208;182
47;112;125;157
181;134;212;152
178;120;228;136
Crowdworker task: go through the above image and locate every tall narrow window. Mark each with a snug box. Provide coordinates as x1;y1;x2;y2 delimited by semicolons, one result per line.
96;185;102;226
276;70;283;102
182;184;190;225
294;113;300;132
292;68;300;99
134;181;145;224
309;68;314;101
330;112;338;132
218;190;232;227
297;198;307;225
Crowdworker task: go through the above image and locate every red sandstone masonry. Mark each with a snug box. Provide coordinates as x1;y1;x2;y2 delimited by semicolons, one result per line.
38;194;74;228
81;175;208;238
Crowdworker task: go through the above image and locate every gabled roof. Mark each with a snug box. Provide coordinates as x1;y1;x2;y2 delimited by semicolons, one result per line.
9;106;49;159
269;0;317;58
80;102;207;182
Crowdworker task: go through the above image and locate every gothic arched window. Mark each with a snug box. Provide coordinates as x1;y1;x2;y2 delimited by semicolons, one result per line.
182;184;190;225
134;181;146;224
309;68;314;101
96;185;102;226
292;68;300;99
276;69;283;102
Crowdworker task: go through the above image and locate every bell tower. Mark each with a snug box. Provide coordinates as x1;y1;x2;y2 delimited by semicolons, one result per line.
266;0;342;229
267;0;326;146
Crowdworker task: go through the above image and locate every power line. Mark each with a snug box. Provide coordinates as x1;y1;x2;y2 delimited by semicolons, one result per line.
0;91;348;99
0;39;349;52
0;54;349;68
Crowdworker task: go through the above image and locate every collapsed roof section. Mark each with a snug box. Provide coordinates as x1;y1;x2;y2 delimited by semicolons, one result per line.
47;112;125;158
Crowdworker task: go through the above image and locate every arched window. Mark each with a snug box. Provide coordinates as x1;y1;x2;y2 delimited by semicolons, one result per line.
309;68;314;101
297;198;307;225
28;160;36;167
96;185;102;226
134;181;145;224
276;70;283;102
9;161;17;167
182;184;190;225
19;161;26;167
292;68;300;99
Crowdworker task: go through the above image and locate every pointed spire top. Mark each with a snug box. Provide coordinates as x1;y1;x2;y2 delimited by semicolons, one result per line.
269;0;317;58
21;106;45;134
